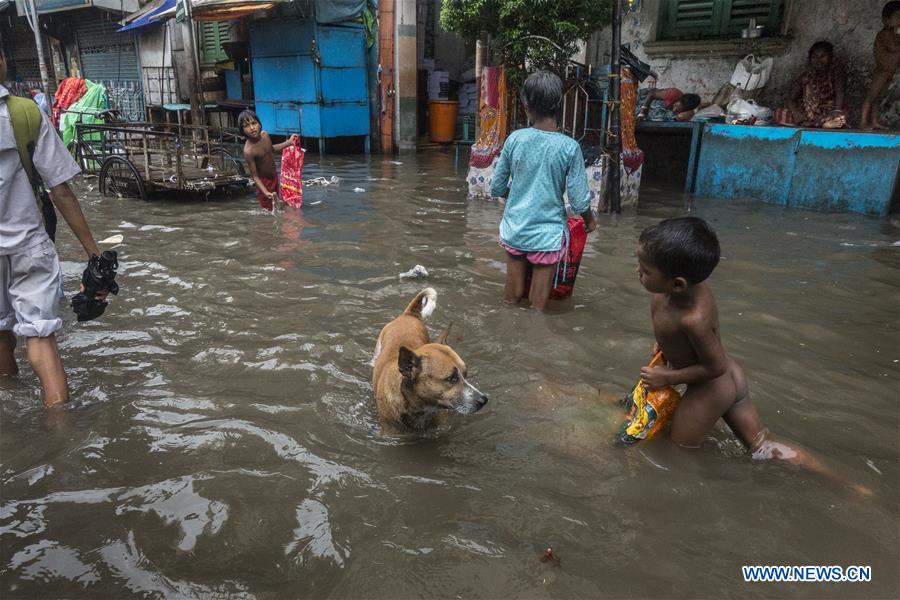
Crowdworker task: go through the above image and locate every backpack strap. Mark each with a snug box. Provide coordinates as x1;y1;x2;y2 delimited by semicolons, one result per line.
6;95;43;189
6;95;58;241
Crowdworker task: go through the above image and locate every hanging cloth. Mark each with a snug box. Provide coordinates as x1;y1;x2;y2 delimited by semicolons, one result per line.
468;66;507;169
59;80;107;149
280;139;305;207
51;77;87;128
620;68;644;175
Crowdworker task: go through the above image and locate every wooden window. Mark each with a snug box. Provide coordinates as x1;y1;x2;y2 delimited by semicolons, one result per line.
199;21;231;65
659;0;783;40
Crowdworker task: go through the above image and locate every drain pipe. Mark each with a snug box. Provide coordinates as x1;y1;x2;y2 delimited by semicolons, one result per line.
474;31;487;138
183;0;206;127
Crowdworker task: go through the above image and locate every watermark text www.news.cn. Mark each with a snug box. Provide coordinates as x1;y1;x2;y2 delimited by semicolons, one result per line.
742;565;872;583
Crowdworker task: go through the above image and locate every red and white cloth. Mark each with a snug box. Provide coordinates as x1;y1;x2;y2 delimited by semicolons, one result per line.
51;77;87;128
279;140;305;207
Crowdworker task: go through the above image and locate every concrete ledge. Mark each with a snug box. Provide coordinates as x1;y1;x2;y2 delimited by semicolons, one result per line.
643;37;791;59
694;124;900;215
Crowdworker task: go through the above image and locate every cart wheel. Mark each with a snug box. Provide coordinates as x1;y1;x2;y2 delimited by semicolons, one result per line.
99;156;147;201
67;140;85;172
68;141;101;173
206;147;245;176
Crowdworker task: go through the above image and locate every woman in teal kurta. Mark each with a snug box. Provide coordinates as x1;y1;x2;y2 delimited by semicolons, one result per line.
490;70;597;310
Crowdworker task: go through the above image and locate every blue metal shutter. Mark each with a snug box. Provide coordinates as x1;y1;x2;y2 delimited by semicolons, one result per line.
317;24;369;137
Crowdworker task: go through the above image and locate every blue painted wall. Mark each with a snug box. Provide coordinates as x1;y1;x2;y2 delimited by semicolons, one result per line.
790;131;899;214
694;124;900;216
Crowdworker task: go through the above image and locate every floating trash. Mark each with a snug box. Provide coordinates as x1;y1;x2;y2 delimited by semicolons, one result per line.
399;265;428;279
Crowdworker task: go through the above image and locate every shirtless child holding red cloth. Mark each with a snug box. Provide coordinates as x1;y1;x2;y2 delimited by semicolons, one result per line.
240;110;298;211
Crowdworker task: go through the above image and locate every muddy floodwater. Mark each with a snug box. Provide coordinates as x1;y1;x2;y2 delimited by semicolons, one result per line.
1;151;898;599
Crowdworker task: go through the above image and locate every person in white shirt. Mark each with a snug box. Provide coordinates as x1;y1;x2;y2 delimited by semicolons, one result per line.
0;54;108;407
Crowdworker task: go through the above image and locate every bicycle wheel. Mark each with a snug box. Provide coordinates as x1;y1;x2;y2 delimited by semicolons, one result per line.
205;147;246;177
99;156;147;201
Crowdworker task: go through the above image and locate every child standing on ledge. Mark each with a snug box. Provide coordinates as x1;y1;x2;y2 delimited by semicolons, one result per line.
860;1;900;130
240;110;298;211
490;70;597;311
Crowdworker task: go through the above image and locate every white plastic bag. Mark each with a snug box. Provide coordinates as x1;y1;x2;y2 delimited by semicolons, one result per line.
399;265;429;279
726;98;772;125
729;54;774;91
692;104;726;120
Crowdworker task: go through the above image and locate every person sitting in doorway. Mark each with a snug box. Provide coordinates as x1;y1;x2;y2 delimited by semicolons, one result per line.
636;87;702;122
786;41;848;128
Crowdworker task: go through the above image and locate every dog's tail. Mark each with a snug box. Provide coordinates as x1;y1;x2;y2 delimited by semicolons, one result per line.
403;287;437;320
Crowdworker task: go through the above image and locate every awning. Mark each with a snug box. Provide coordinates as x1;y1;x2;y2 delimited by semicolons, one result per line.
92;0;139;13
315;0;364;24
117;0;175;31
190;0;274;21
15;0;138;17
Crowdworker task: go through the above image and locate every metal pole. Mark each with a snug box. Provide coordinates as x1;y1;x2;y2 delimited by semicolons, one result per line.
607;0;622;213
474;31;487;139
183;0;206;126
25;0;52;102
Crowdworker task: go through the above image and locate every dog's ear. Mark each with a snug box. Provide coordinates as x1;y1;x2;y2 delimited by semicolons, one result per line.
398;346;422;380
436;321;453;345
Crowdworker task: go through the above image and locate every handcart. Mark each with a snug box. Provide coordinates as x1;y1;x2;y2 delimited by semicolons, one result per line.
70;121;247;201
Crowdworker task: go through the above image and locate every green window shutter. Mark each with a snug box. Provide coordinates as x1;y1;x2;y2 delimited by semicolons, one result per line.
660;0;720;39
200;21;230;65
659;0;782;39
723;0;783;35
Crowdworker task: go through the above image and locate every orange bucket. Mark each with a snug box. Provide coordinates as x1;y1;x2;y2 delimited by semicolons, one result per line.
428;100;459;143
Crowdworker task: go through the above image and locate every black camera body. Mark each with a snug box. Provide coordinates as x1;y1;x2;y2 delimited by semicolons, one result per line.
71;250;119;322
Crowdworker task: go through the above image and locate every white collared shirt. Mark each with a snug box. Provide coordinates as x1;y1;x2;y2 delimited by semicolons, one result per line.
0;85;81;255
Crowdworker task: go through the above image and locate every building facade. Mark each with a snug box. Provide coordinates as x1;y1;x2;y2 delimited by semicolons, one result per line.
584;0;900;128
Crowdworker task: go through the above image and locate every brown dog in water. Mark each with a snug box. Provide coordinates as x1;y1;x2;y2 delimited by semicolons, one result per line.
373;288;488;431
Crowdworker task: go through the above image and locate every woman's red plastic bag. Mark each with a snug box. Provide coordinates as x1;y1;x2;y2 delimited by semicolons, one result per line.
523;217;589;300
550;217;587;299
280;140;305;207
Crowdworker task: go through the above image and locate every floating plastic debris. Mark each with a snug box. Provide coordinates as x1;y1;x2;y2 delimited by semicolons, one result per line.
303;176;340;186
353;187;365;193
98;234;124;245
399;265;428;279
540;547;561;566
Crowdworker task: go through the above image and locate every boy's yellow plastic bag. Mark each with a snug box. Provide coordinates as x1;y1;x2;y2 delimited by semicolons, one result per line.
620;352;682;444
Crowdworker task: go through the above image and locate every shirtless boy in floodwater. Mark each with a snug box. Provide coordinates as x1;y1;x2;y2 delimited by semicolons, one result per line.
636;217;868;492
239;110;298;211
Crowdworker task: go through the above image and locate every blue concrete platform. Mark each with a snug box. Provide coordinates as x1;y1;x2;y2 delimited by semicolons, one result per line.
694;124;900;216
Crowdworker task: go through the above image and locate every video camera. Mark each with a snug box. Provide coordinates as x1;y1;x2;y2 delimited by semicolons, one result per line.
70;250;119;322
